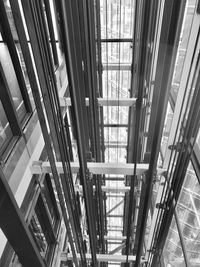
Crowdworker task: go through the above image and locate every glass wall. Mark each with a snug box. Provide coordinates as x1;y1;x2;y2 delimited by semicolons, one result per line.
0;100;13;153
0;45;27;123
163;216;186;267
163;162;200;267
176;163;200;266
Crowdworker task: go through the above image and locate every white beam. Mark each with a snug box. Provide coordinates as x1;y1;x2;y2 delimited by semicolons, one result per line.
102;64;131;71
31;161;150;175
102;186;130;193
104;236;126;241
98;98;136;106
61;253;147;263
59;97;89;106
62;253;136;262
74;185;130;194
59;97;136;107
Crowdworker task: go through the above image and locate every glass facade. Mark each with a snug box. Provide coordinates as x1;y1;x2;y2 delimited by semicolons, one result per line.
0;100;13;153
177;163;200;266
163;216;186;267
0;44;27;122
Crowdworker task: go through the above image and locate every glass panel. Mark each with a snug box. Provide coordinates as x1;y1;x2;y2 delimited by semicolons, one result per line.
100;0;135;39
161;102;174;158
105;147;126;162
196;126;200;149
170;0;197;103
177;163;200;266
41;178;58;228
102;43;132;64
102;70;131;98
0;100;13;153
0;44;27;122
4;0;35;111
163;216;186;267
29;213;49;258
104;127;128;143
103;106;129;124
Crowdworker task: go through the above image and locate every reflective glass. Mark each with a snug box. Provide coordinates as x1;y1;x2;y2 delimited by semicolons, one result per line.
4;0;35;111
161;102;174;158
105;147;126;162
100;0;135;39
102;70;131;97
104;127;128;143
103;106;129;124
171;0;197;102
102;43;132;64
29;213;49;258
177;163;200;266
41;177;58;228
163;216;186;267
0;100;13;153
0;44;27;122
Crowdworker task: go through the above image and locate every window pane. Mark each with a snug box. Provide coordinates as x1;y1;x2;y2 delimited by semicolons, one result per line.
0;100;13;152
102;70;131;98
0;44;27;122
105;147;126;162
100;0;135;39
103;106;129;124
163;216;186;267
177;163;200;266
102;43;132;64
104;127;128;143
170;0;197;102
29;213;49;258
161;102;174;158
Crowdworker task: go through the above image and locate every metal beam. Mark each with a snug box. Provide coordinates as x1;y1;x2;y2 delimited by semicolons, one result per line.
0;168;45;267
102;64;131;71
98;98;136;106
31;161;152;175
107;194;125;198
103;124;128;127
59;97;136;107
101;38;133;42
74;185;130;194
107;242;123;245
102;186;130;193
107;214;124;218
104;236;126;241
105;177;125;181
62;253;137;262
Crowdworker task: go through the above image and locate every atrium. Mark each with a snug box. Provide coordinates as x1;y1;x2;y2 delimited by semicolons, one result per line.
0;0;200;266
